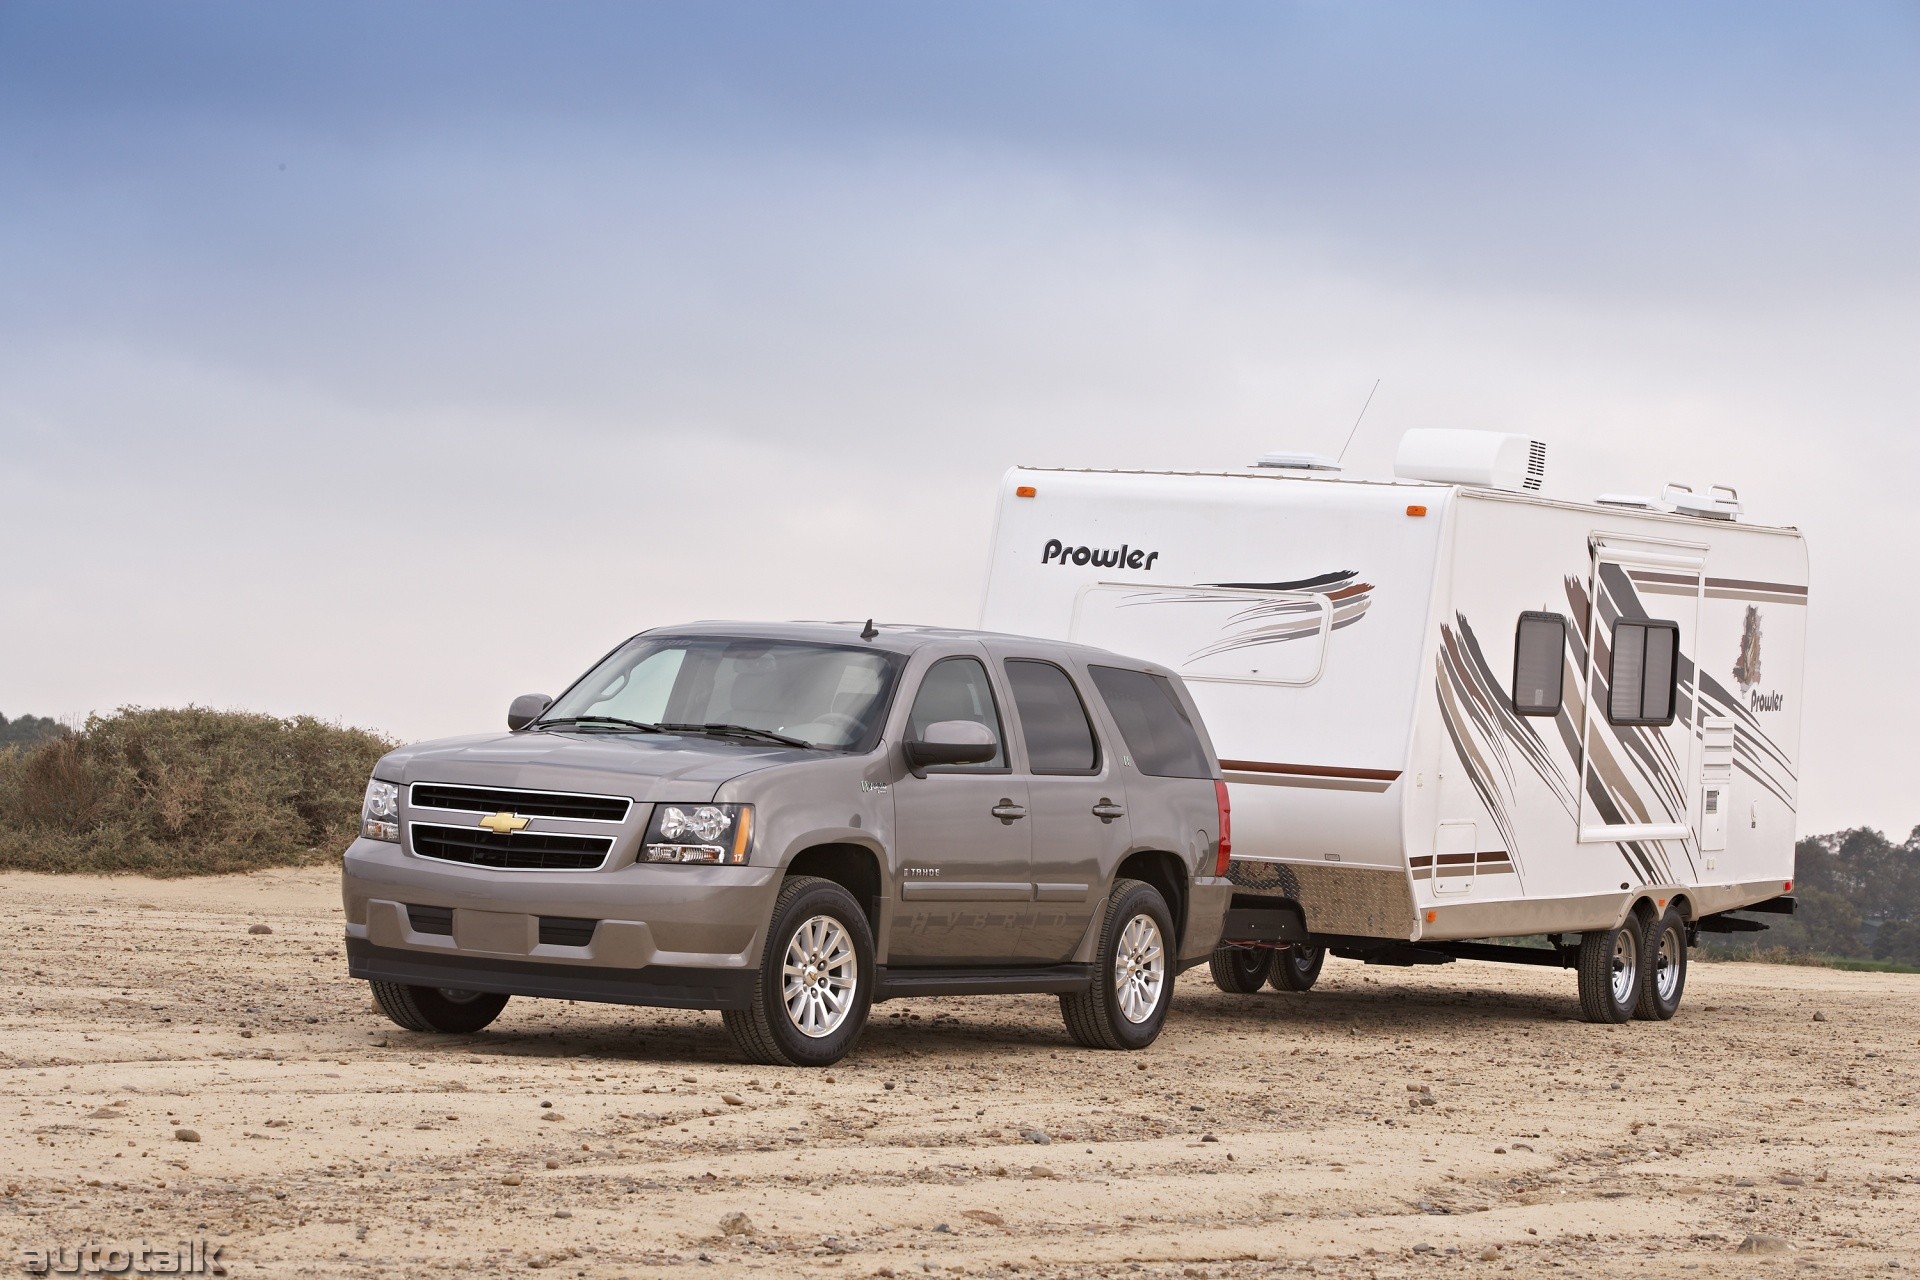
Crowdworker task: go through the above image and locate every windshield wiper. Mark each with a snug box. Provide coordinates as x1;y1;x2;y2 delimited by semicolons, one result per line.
533;715;667;734
656;722;815;749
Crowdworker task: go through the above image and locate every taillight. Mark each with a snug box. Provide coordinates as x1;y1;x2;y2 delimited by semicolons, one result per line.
1213;779;1232;876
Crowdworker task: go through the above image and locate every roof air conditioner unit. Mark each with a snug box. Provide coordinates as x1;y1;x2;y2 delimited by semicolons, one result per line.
1393;430;1546;493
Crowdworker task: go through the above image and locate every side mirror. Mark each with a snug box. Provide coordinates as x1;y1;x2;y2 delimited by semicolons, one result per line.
905;720;998;773
507;693;553;731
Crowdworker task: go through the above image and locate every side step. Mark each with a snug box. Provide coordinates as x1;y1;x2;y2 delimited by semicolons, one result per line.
874;964;1093;1001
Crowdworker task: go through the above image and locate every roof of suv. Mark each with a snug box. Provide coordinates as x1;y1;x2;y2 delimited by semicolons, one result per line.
646;620;1160;668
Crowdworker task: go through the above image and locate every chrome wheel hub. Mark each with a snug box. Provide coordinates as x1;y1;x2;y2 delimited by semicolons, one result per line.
1610;928;1639;1006
1654;924;1682;1002
1114;913;1166;1025
782;915;857;1039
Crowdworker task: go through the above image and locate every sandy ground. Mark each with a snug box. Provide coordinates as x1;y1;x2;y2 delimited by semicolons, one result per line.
3;868;1918;1279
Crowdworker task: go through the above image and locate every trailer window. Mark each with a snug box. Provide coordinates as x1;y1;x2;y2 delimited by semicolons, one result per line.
1004;659;1100;774
1512;612;1567;716
1608;619;1680;726
1088;665;1212;779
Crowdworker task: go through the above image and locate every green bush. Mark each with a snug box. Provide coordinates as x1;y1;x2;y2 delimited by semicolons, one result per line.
0;707;395;876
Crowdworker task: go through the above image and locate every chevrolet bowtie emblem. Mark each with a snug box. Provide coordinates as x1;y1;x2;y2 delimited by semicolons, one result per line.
478;811;529;834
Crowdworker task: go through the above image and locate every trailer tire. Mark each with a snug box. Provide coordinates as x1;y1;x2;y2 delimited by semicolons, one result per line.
1060;878;1175;1051
1635;906;1688;1021
1208;945;1269;994
369;981;509;1034
1267;943;1326;992
1576;923;1641;1023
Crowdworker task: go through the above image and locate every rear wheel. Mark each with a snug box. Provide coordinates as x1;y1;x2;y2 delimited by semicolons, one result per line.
370;982;509;1033
1267;943;1326;993
1635;907;1688;1021
1060;878;1176;1051
723;876;874;1067
1577;919;1642;1023
1208;944;1269;993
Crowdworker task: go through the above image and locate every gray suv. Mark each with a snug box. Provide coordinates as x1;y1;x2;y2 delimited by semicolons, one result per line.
343;622;1231;1066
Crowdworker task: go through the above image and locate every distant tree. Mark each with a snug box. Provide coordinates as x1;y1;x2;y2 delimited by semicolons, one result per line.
1793;886;1867;958
0;713;69;751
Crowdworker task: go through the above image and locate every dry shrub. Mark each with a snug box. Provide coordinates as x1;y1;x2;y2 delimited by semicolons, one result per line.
0;706;396;876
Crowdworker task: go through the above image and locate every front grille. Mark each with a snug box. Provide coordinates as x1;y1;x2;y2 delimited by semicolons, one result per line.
538;916;599;947
407;904;454;935
410;783;631;824
410;824;614;871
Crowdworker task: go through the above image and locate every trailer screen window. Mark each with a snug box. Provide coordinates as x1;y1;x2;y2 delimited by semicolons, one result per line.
1512;612;1567;716
1608;619;1680;726
1088;665;1212;779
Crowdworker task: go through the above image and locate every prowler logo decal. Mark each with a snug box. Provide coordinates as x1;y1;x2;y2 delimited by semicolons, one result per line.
1734;605;1785;712
1042;539;1160;571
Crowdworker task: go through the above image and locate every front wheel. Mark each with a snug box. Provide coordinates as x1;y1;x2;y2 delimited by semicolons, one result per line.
1208;944;1269;993
723;875;874;1067
370;982;509;1034
1635;907;1688;1021
1060;878;1176;1051
1267;943;1326;992
1576;920;1642;1023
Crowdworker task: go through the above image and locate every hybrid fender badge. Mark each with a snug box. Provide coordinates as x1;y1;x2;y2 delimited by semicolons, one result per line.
1041;538;1160;570
478;811;530;834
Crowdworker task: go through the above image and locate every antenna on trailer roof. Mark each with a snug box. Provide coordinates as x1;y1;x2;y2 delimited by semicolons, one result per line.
859;619;878;641
1336;379;1382;465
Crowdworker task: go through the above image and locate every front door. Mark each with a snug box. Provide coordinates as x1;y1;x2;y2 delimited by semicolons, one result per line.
1002;657;1131;961
888;654;1033;963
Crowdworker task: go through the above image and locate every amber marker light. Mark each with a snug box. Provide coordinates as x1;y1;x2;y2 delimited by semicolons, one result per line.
1015;485;1037;498
1406;504;1428;517
1426;910;1437;923
732;808;755;862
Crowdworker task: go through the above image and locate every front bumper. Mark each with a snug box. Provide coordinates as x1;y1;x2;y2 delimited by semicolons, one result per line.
342;836;781;1008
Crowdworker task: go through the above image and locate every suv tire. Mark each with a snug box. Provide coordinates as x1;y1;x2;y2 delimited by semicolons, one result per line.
370;982;510;1034
723;875;874;1067
1208;945;1269;994
1060;878;1176;1051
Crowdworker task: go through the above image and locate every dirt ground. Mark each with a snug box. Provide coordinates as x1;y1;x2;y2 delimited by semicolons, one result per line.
4;868;1917;1279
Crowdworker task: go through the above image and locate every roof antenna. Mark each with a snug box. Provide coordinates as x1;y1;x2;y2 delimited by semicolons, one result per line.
859;618;878;641
1336;378;1382;465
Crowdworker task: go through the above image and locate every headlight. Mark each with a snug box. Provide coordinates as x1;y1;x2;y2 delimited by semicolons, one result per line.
362;779;401;843
642;803;753;865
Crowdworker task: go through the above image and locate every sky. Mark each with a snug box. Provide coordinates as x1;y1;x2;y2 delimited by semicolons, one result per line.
2;2;1916;836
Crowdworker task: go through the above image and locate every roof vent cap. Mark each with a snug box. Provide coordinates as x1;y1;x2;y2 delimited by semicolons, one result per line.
1393;429;1546;492
1596;494;1660;510
1255;450;1342;473
1665;483;1742;521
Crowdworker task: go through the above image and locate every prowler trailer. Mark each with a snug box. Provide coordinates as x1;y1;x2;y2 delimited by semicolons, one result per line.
980;430;1808;1022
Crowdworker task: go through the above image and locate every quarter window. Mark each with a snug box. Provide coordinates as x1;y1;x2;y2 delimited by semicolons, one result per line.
1087;665;1212;779
906;657;1007;770
1609;619;1680;726
1512;612;1567;717
1004;660;1100;774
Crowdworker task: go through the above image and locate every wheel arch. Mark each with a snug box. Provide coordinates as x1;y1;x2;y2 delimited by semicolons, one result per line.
1115;849;1190;950
783;841;885;933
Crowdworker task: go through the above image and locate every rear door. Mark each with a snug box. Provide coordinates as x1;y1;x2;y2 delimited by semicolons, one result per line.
1000;657;1127;961
887;653;1033;963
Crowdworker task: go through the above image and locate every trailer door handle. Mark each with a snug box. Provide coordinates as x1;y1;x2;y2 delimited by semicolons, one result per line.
990;800;1028;824
1090;799;1126;823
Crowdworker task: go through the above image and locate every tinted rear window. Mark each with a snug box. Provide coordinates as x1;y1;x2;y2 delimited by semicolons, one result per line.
1005;659;1099;774
1088;665;1211;779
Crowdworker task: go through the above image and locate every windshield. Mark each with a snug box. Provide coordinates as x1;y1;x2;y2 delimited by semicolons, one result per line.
540;636;902;751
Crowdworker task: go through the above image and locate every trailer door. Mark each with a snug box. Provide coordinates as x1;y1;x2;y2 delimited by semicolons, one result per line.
1577;538;1704;879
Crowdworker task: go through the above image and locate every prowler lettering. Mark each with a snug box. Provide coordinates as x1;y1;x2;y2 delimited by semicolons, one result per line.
1041;540;1160;571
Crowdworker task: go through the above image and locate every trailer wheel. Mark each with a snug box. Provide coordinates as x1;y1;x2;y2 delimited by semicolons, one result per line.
1208;945;1269;993
1576;922;1642;1023
1267;943;1326;993
369;982;509;1034
1635;907;1688;1021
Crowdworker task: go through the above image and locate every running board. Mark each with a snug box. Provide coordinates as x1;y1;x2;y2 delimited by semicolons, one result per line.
874;964;1094;1000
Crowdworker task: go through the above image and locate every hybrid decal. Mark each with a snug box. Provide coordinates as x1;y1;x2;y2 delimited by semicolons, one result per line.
1042;539;1160;570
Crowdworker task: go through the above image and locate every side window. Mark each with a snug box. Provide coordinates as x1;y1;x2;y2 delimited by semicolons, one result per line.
1609;619;1680;726
1512;612;1567;716
906;657;1007;770
1004;659;1100;774
1087;665;1211;779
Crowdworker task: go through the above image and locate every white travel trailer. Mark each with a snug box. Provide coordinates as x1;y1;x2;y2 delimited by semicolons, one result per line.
979;430;1808;1022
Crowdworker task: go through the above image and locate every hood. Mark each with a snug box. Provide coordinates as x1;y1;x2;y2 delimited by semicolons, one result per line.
374;730;815;803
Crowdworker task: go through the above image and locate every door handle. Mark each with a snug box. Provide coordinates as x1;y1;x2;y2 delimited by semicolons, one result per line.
1091;799;1126;823
990;800;1028;823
